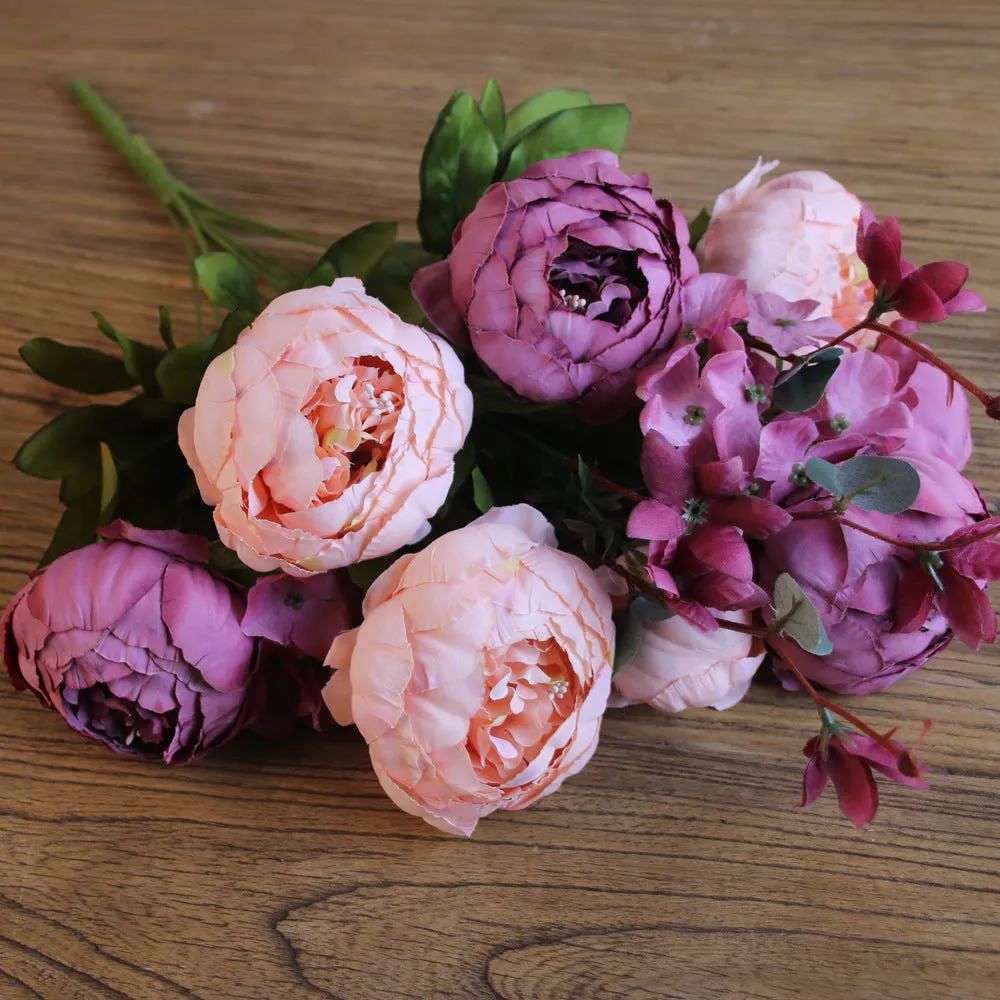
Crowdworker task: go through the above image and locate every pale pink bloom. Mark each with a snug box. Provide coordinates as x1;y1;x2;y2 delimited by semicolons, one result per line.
179;279;473;576
699;159;875;331
323;507;614;836
610;608;765;713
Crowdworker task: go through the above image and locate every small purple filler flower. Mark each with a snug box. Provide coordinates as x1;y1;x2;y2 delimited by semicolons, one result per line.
412;149;697;419
1;522;256;763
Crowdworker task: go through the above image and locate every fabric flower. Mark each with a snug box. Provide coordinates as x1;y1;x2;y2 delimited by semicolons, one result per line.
322;505;614;836
610;608;765;713
243;571;356;662
856;206;987;323
411;149;696;418
746;292;844;356
800;731;928;827
762;504;986;695
698;159;875;330
1;522;256;763
179;278;473;577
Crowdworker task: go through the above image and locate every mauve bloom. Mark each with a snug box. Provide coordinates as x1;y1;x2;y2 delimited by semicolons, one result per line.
856;206;987;323
179;278;472;577
322;505;613;836
611;608;765;713
1;523;255;763
243;571;356;662
698;159;875;330
746;292;844;356
762;505;986;695
411;149;696;418
800;732;928;828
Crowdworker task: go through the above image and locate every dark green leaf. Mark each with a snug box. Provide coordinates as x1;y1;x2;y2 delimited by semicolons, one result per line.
613;611;644;673
771;573;833;655
471;466;495;513
302;260;337;288
195;252;261;312
213;308;255;356
38;492;101;567
93;312;163;396
503;89;591;147
207;540;265;587
479;79;505;141
771;347;843;413
14;406;115;480
155;336;218;406
803;457;841;496
320;221;398;280
158;306;175;349
687;207;712;252
835;455;921;515
367;283;425;326
629;595;674;623
98;442;118;524
439;441;476;518
19;338;136;394
347;554;398;592
367;241;441;288
418;91;499;255
502;104;631;181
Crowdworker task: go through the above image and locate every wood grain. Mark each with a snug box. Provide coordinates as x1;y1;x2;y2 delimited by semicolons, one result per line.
2;1;1000;997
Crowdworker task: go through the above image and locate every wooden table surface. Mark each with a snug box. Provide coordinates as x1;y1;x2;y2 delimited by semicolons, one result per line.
3;2;1000;997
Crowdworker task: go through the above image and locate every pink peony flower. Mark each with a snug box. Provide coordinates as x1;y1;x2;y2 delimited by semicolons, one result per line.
800;732;928;828
1;523;256;763
698;159;875;330
856;206;987;323
411;150;696;418
611;608;765;713
322;506;614;836
179;278;473;577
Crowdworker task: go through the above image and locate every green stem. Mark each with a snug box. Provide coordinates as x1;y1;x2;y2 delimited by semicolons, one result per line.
69;78;185;207
187;193;327;247
171;216;204;338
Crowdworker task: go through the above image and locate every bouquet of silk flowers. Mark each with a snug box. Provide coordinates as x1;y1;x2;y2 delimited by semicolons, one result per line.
3;79;996;835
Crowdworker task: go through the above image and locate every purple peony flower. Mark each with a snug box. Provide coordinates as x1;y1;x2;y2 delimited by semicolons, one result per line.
411;149;697;419
1;522;256;763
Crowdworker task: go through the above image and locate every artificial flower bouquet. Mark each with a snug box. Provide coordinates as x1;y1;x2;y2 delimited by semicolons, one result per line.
3;79;995;834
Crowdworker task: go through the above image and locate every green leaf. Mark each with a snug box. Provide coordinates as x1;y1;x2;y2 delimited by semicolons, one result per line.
158;306;175;349
471;466;495;513
155;337;218;406
503;89;591;147
213;308;255;356
38;494;101;567
14;406;115;480
771;347;843;413
347;554;398;592
502;104;631;181
834;455;921;515
98;442;118;524
19;338;136;394
320;221;398;280
440;441;476;518
771;573;833;656
687;207;712;252
93;312;163;396
479;79;506;140
367;241;441;288
803;457;841;496
302;260;337;288
367;283;426;326
612;596;672;673
418;91;499;255
195;252;261;312
207;540;265;588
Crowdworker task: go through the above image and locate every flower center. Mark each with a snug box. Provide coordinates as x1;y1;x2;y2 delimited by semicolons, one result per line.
548;237;648;325
467;638;578;786
305;355;404;502
830;413;851;434
63;682;177;757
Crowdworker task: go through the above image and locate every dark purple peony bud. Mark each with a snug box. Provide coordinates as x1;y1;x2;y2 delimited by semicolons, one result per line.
1;522;257;763
412;149;697;420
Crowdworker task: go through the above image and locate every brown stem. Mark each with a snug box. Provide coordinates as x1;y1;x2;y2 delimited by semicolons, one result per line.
769;642;906;760
577;461;647;505
864;320;994;408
